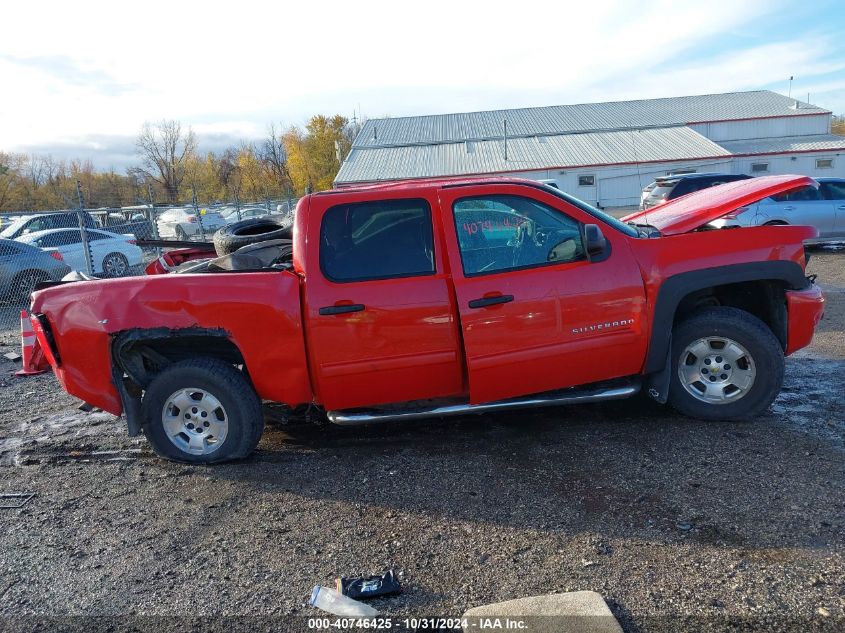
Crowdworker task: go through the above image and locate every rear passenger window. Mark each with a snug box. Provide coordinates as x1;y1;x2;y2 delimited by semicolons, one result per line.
320;199;435;282
820;182;845;200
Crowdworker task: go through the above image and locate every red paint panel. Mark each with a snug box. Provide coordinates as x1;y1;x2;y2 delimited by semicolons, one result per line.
301;188;465;411
30;271;313;412
438;183;648;404
785;286;825;356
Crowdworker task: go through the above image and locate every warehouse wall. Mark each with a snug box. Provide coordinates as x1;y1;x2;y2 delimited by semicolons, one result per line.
690;114;830;142
731;152;845;179
489;157;735;208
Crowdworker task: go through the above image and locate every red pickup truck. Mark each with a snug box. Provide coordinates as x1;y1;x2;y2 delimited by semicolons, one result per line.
30;175;824;463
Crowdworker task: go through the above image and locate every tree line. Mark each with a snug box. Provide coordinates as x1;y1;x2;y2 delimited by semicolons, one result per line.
0;114;359;212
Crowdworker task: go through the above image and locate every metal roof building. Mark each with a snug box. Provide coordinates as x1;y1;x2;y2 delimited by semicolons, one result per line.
336;90;845;208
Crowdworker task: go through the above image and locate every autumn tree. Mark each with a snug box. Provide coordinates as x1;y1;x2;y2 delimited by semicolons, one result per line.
260;123;293;196
284;115;356;194
833;115;845;136
135;120;197;203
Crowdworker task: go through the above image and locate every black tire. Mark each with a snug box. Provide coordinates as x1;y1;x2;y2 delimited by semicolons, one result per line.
213;216;293;256
176;226;188;240
668;307;784;421
141;358;264;464
11;270;48;303
102;252;129;278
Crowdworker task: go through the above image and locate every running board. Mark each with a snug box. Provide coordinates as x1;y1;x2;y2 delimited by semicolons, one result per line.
327;380;640;426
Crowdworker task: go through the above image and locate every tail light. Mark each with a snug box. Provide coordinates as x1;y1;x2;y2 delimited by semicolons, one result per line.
187;216;197;223
50;252;64;261
128;240;137;245
722;206;749;220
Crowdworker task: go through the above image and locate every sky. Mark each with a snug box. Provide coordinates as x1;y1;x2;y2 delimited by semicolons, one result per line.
2;0;845;170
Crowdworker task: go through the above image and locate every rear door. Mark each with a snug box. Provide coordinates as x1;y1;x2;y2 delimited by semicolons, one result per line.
439;183;648;404
303;192;464;411
819;181;845;236
769;186;836;236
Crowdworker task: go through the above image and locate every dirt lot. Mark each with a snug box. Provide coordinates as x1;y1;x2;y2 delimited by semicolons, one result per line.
0;251;843;632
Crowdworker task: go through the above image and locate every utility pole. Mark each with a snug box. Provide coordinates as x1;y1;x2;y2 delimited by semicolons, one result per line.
503;119;508;161
75;180;94;275
192;185;205;241
788;76;793;99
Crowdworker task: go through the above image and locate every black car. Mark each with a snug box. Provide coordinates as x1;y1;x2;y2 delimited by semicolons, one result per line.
641;173;752;209
0;211;97;240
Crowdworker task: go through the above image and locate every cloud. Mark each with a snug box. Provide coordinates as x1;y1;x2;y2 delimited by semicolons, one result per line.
1;0;842;168
0;54;140;96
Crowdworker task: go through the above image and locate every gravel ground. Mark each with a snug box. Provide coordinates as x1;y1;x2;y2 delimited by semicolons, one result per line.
0;252;843;633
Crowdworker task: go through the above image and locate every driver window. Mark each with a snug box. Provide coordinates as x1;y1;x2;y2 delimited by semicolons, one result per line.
453;195;585;276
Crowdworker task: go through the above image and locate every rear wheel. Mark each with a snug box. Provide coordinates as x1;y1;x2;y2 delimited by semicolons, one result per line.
668;307;783;420
102;252;129;277
141;358;264;463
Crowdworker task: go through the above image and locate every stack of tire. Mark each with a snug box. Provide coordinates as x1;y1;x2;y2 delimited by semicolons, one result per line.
212;217;293;256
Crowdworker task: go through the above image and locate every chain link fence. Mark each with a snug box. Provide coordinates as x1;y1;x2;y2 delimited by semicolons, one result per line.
0;198;298;330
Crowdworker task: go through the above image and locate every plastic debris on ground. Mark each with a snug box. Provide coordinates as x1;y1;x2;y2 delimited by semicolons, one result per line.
337;570;402;600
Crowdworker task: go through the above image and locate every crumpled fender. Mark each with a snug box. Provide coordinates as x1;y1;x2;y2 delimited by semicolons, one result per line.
30;271;313;414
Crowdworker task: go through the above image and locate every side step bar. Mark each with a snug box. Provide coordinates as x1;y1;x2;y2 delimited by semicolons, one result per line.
327;380;640;426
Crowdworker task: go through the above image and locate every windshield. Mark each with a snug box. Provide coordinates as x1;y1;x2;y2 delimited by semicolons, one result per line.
537;184;639;238
648;184;675;200
0;216;31;238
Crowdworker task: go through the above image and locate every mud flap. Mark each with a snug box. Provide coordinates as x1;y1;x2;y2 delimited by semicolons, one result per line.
646;334;672;404
112;365;143;437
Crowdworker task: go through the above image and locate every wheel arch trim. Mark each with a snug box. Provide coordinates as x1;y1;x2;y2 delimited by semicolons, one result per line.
645;260;808;375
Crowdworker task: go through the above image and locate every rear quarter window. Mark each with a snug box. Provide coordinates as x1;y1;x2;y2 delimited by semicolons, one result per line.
320;198;435;283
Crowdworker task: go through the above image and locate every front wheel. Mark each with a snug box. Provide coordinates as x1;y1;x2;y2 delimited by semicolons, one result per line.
668;307;784;420
141;358;264;463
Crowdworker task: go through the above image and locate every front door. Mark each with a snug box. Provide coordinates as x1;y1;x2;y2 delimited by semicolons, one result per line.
303;194;464;411
439;184;648;404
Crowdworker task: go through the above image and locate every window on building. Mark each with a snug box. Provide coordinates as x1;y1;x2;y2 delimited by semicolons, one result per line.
816;158;834;169
320;198;435;282
751;163;769;173
578;175;595;187
453;195;584;276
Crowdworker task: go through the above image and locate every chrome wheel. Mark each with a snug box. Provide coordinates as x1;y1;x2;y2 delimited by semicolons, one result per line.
161;388;228;455
103;253;128;277
678;336;756;404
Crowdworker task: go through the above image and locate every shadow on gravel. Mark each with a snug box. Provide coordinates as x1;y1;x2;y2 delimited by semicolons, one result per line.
207;372;844;552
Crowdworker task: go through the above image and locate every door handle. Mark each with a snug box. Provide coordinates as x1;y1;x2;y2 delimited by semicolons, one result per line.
783;206;795;211
319;304;365;316
468;294;514;309
838;205;845;210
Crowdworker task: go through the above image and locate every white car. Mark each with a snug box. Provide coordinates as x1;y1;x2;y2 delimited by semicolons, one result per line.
17;228;143;277
221;206;270;224
156;207;227;240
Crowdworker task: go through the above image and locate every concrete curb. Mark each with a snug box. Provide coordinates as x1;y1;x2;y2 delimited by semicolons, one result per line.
463;591;623;633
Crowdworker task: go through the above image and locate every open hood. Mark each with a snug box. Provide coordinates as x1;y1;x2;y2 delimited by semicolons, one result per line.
621;175;817;236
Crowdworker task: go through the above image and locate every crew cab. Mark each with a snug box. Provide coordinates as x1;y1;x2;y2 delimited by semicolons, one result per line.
29;175;825;463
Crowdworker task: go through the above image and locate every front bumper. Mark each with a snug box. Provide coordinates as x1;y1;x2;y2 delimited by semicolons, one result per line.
785;284;825;355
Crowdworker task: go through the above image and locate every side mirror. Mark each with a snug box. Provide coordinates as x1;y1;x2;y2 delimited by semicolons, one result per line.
583;224;608;260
